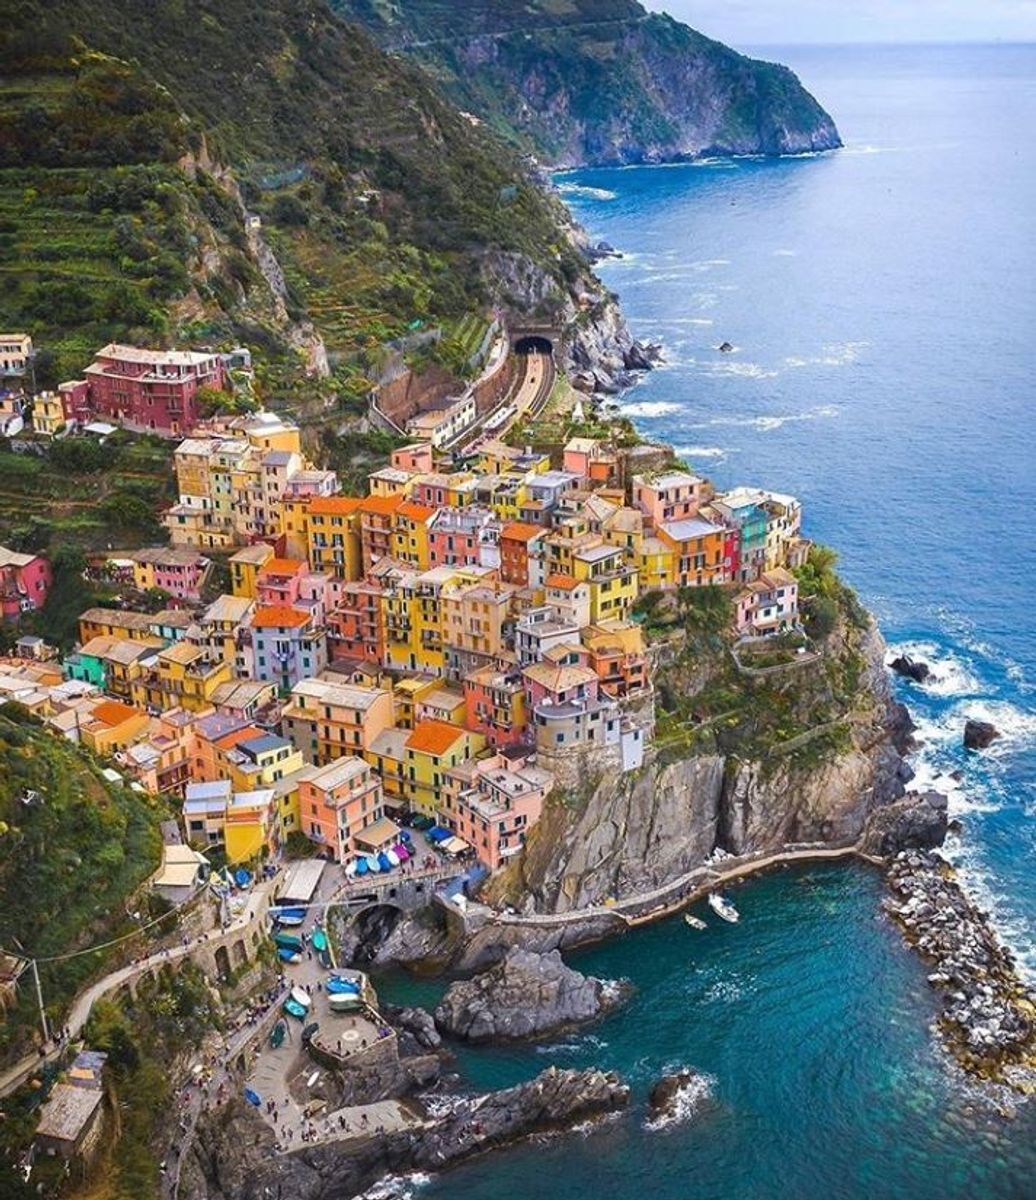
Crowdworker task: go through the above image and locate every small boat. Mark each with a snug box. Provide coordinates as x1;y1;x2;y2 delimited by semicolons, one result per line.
302;1022;319;1044
311;928;328;953
277;948;302;964
326;975;360;996
344;860;358;878
399;829;413;844
283;997;308;1021
290;986;312;1010
364;855;380;874
318;948;332;969
274;932;303;952
684;914;707;930
377;851;393;872
274;907;306;927
708;893;739;924
385;848;401;868
244;1086;262;1107
355;857;369;877
394;842;411;862
270;1021;287;1049
328;992;363;1013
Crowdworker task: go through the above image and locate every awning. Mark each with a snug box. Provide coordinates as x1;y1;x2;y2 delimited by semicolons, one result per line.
426;826;451;844
354;816;401;851
441;837;470;856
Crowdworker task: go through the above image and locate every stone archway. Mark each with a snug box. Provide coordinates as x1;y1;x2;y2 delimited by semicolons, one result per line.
514;334;553;356
214;944;232;977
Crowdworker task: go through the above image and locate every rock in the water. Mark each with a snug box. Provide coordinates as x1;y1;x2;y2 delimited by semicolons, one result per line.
385;1005;442;1054
648;1070;707;1120
963;719;1000;751
435;948;626;1042
718;340;734;353
890;655;931;684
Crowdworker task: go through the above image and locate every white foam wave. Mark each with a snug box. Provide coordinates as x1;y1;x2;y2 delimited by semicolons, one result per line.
685;404;840;431
557;183;618;200
357;1173;432;1200
674;445;730;460
619;400;682;418
782;341;868;369
773;249;798;257
644;1070;716;1131
886;640;984;698
689;359;779;380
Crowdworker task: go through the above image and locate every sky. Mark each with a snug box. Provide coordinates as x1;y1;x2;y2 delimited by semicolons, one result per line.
642;1;1036;44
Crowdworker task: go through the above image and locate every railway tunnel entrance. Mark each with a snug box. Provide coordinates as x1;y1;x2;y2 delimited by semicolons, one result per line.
514;334;554;356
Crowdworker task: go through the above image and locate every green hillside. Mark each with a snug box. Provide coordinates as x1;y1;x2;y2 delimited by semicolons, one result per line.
335;0;842;165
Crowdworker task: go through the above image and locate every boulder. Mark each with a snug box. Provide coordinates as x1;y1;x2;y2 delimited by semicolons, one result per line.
385;1005;442;1054
890;655;931;684
434;948;627;1042
859;790;948;857
963;719;1000;751
648;1069;707;1121
718;341;734;353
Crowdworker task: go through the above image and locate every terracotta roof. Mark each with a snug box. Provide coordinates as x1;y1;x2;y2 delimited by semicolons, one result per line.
251;605;309;629
260;558;305;576
308;496;361;516
358;494;404;516
396;500;436;522
500;521;543;543
214;725;263;751
91;699;142;727
545;573;581;592
406;719;465;757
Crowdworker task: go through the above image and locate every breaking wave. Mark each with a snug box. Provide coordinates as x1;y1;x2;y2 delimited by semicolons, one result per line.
684;404;840;431
557;183;618;200
644;1070;717;1131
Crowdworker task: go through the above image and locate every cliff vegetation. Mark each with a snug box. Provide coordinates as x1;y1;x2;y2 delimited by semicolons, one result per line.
335;0;841;165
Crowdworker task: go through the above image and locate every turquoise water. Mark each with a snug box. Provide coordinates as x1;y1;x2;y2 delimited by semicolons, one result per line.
386;45;1036;1198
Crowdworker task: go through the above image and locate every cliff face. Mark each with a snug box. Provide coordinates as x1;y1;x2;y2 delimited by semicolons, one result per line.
490;618;914;915
335;0;841;166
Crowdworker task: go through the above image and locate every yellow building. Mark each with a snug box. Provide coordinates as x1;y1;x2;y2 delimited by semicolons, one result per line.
572;543;639;622
637;537;673;594
392;501;436;570
364;727;409;809
392;676;439;729
224;788;279;864
224;732;305;792
229;543;274;599
306;497;362;582
402;719;485;816
79;699;151;755
131;643;231;713
30;391;66;437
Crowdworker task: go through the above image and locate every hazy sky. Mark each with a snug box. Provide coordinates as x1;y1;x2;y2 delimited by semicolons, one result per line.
643;1;1036;44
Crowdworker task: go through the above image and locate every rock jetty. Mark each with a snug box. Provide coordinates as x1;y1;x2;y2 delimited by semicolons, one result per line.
181;1067;630;1200
435;948;628;1042
884;850;1035;1090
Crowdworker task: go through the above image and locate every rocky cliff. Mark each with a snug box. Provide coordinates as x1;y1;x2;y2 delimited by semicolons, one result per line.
335;0;841;166
488;608;918;915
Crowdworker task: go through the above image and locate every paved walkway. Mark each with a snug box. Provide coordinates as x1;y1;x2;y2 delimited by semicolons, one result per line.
0;878;276;1100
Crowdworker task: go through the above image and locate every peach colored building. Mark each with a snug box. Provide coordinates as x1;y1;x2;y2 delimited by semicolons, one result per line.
299;756;386;861
632;471;706;528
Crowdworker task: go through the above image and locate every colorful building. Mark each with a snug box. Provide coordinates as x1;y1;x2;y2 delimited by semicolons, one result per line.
280;675;395;765
249;605;327;692
0;545;51;619
403;719;485;816
299;757;386;862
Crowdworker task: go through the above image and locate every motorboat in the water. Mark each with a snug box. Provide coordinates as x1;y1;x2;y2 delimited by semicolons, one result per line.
707;893;739;924
684;913;707;930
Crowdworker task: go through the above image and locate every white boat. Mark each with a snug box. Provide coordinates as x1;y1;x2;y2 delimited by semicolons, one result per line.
290;986;312;1010
707;893;739;923
684;913;707;930
344;860;357;879
385;848;401;868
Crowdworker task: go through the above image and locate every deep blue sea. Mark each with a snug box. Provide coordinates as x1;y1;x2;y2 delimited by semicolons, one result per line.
382;44;1036;1199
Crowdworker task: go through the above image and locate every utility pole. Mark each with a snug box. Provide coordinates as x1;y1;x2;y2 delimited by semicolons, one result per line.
30;959;50;1047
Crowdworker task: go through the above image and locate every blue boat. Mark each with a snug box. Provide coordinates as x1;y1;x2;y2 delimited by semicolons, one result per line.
377;851;393;872
273;906;306;927
364;855;380;874
426;826;450;844
355;857;369;876
277;947;301;964
244;1087;262;1107
326;976;361;996
283;997;308;1020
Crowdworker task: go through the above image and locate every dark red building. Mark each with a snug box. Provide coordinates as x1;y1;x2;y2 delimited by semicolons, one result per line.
59;343;226;437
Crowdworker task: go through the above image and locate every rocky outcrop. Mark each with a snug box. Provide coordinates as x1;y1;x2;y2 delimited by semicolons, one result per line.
858;790;948;857
384;1005;442;1056
964;719;1001;751
648;1070;712;1124
434;949;627;1042
890;655;931;684
884;851;1036;1089
181;1067;630;1200
489;617;916;914
339;1;841;168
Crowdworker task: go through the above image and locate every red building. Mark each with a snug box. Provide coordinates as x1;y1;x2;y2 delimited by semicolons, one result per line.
59;344;226;437
0;545;52;620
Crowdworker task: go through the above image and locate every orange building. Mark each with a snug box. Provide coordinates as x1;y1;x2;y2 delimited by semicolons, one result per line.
358;494;403;572
498;522;544;587
299;756;386;862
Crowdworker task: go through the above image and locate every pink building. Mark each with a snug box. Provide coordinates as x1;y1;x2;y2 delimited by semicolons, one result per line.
463;666;527;747
391;443;434;473
131;547;209;601
0;545;51;620
428;506;495;569
735;568;799;635
632;471;706;528
59;343;226;437
441;751;553;871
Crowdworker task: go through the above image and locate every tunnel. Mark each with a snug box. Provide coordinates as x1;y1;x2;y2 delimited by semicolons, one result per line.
514;334;553;355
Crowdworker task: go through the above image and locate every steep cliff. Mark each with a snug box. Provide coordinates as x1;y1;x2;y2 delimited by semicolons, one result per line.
335;0;841;166
488;592;916;915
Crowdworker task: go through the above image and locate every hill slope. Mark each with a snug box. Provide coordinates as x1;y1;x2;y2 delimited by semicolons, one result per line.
1;0;615;392
334;0;841;166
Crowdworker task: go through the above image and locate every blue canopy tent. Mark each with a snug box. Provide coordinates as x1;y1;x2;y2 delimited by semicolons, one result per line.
426;826;451;844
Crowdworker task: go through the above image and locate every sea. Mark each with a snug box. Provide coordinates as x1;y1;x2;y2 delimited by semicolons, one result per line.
374;44;1036;1200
